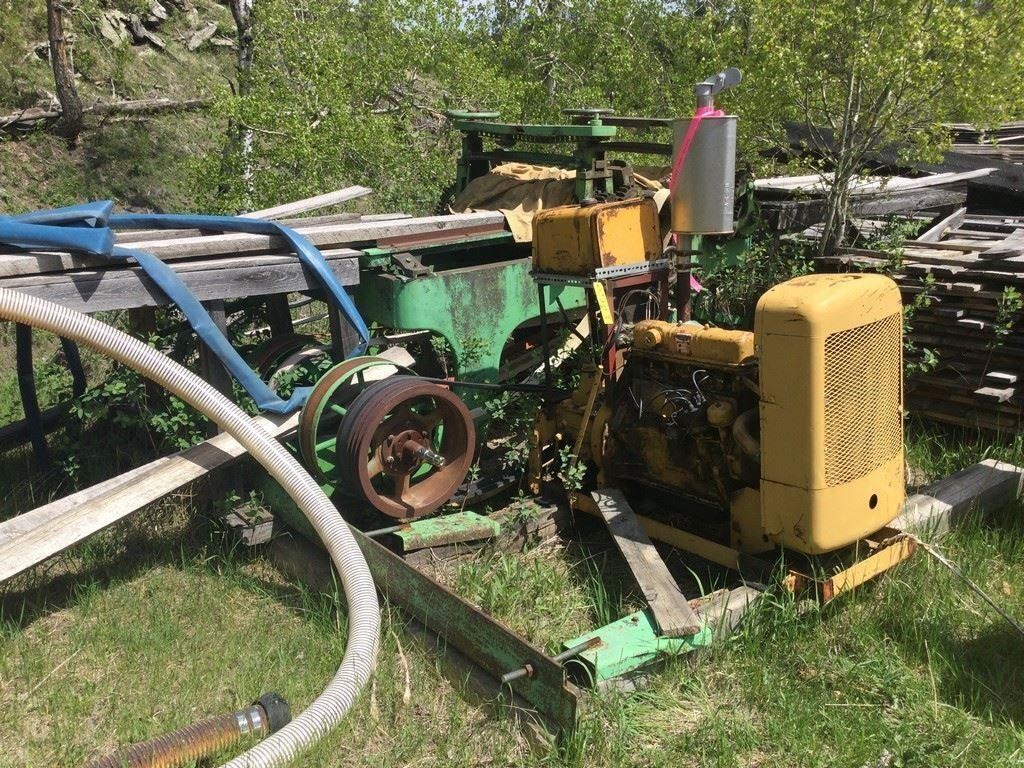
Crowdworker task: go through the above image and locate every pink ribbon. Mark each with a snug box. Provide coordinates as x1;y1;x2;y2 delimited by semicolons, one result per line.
669;104;723;197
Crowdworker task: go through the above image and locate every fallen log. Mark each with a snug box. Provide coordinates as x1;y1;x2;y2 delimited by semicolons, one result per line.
0;97;211;134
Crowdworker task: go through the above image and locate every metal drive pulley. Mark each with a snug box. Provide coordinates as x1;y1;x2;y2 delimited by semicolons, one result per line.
250;337;476;521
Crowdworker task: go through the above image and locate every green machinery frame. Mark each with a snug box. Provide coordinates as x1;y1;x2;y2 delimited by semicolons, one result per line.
448;109;675;202
355;236;588;403
349;108;701;394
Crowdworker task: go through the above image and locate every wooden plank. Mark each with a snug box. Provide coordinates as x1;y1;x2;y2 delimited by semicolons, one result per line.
113;211;363;244
894;459;1024;537
112;186;375;244
786;121;1024;195
761;187;966;232
0;211;508;278
0;411;300;584
986;371;1019;385
0;249;361;313
265;293;294;336
974;386;1015;403
198;300;232;441
239;185;372;220
591;489;701;636
916;207;968;243
979;229;1024;260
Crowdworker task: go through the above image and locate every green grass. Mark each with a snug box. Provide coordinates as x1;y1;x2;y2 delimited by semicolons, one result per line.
4;445;1024;768
446;543;640;653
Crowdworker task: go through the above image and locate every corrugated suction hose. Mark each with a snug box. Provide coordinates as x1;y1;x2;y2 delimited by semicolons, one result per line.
0;288;379;768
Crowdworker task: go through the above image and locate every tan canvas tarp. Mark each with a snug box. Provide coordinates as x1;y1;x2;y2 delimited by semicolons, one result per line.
452;163;671;242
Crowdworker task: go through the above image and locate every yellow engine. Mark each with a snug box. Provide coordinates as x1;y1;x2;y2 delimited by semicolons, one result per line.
578;273;904;557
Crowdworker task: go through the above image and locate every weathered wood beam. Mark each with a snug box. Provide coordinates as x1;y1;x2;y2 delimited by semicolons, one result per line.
916;207;967;243
0;211;507;278
592;488;702;636
0;249;360;312
894;459;1024;536
242;186;372;220
0;411;299;584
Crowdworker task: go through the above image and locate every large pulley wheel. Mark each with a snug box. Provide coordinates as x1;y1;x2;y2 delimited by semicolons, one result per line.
297;356;414;477
337;376;475;519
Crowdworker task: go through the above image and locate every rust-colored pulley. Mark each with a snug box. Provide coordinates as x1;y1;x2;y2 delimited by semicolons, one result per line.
336;376;475;519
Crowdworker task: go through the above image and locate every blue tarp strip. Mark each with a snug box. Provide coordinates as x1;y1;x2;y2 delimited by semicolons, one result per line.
0;202;370;413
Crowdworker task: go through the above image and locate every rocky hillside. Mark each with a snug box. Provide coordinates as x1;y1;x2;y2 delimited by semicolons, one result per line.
0;0;238;213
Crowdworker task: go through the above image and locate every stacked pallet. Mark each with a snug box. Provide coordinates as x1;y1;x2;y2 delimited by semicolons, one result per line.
816;210;1024;432
754;169;991;231
945;121;1024;164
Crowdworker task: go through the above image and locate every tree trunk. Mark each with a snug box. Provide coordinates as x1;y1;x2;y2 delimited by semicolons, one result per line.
230;0;256;208
46;0;83;143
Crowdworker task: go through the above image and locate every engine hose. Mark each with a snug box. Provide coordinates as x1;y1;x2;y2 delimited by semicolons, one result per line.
0;287;379;768
732;407;761;463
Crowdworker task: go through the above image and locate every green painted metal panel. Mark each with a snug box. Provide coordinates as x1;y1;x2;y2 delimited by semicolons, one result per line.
450;119;618;138
259;486;583;730
561;610;713;684
353;529;584;730
355;257;586;392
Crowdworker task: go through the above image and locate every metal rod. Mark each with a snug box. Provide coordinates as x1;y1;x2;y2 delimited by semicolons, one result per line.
412;444;446;467
15;323;49;468
500;636;601;685
417;376;554;393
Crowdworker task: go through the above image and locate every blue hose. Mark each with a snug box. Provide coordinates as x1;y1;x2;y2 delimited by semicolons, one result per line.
0;202;370;413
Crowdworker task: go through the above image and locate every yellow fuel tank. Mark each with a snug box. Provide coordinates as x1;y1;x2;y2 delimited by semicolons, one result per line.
755;273;904;554
633;320;755;367
532;197;660;276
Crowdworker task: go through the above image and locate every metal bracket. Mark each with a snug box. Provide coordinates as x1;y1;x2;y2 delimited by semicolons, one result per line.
695;67;743;109
390;251;433;279
531;259;671;286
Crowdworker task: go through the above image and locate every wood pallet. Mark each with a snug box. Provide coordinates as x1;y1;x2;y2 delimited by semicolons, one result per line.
815;212;1024;432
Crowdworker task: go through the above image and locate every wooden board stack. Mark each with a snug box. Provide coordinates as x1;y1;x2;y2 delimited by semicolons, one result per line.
816;209;1024;432
754;169;991;231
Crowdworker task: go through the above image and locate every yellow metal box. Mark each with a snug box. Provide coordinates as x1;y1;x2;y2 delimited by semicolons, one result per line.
754;274;904;554
531;197;661;276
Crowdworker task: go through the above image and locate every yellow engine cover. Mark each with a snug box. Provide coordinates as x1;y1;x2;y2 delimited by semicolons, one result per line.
755;274;904;554
532;197;660;275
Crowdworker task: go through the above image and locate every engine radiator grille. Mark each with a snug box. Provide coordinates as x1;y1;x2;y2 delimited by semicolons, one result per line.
823;313;903;487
